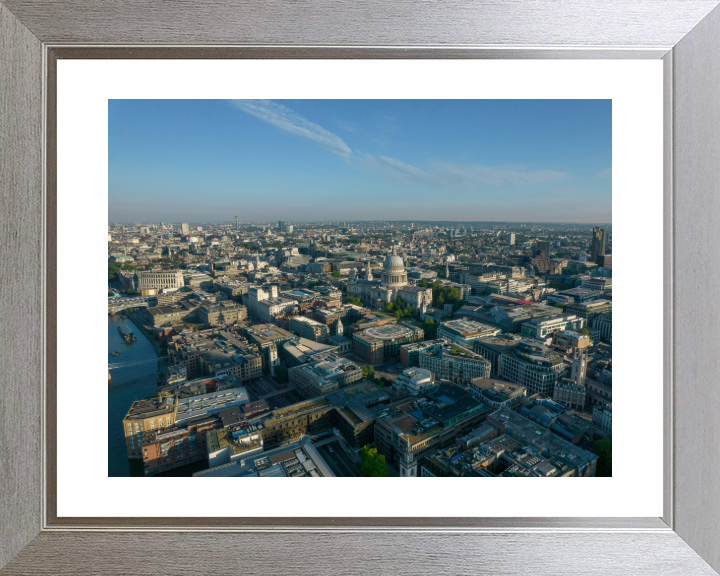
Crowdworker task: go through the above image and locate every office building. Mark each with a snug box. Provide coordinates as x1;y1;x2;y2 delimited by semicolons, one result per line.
467;378;527;411
141;417;220;475
591;227;607;263
174;387;251;425
550;330;592;353
122;397;177;459
353;323;424;365
181;222;190;236
137;270;184;292
391;367;436;396
291;315;329;344
289;352;363;398
197;301;247;326
245;323;296;373
421;408;597;478
399;339;449;367
475;337;566;396
520;314;586;341
374;384;488;477
553;378;586;410
595;311;612;343
437;319;501;347
418;342;491;385
593;403;613;433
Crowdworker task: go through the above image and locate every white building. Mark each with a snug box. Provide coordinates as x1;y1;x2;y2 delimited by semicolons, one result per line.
437;319;501;348
520;314;586;342
137;270;184;292
392;368;436;396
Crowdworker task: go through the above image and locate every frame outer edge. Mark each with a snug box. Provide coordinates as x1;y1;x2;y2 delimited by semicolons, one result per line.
0;2;44;571
671;3;720;574
2;0;720;47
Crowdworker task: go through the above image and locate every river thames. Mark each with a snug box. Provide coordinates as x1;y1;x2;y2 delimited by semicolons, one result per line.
107;313;164;476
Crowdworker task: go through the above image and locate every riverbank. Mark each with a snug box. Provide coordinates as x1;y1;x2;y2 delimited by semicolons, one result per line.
126;310;163;357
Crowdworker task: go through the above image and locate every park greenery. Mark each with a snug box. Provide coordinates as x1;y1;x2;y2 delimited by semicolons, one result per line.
384;299;414;320
360;365;386;387
420;317;438;340
360;445;389;477
331;271;342;278
345;296;363;306
418;279;464;311
273;365;289;384
593;436;612;477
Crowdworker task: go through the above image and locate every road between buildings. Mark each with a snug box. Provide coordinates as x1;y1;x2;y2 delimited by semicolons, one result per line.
316;441;361;477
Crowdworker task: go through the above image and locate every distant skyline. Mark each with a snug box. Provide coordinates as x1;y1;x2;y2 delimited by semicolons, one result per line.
109;99;611;223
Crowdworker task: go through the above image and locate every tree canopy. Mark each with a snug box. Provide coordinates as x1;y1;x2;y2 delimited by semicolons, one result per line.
273;365;289;384
360;445;389;477
593;436;612;477
421;317;438;339
345;296;363;306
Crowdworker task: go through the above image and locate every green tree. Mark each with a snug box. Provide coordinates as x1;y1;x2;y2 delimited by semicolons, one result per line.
421;318;438;340
361;365;376;381
273;365;289;384
360;445;389;477
331;271;341;278
385;302;394;313
345;296;363;306
419;279;429;288
578;327;591;337
593;436;612;477
310;281;320;288
122;264;136;271
108;262;122;281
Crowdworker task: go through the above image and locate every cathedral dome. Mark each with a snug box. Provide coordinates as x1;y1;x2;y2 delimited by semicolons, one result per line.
383;253;405;271
383;244;405;271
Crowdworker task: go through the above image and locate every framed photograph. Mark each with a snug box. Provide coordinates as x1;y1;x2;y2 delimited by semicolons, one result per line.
2;1;720;574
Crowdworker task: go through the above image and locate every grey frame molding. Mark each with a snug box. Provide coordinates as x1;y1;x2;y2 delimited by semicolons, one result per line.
2;1;720;574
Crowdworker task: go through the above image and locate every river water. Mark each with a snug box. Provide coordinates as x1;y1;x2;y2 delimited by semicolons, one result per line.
108;314;208;477
107;313;163;476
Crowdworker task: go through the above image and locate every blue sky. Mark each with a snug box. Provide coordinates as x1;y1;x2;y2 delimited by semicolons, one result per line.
109;99;611;223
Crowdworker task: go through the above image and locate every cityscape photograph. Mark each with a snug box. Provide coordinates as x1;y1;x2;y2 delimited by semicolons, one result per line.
108;99;612;478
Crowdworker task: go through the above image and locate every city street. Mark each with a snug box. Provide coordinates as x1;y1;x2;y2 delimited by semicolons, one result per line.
316;440;361;477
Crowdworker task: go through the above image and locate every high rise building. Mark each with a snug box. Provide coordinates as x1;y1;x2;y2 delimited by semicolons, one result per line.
235;215;239;232
591;227;607;263
181;222;190;236
570;348;588;386
509;233;516;246
538;241;551;258
278;220;285;232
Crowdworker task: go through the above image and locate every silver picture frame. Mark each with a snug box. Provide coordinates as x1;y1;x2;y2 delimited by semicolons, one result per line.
1;1;719;573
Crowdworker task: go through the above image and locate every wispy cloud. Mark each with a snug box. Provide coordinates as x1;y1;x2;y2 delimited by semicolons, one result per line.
358;156;567;189
597;168;612;178
358;154;435;186
229;100;567;190
430;163;568;188
228;100;352;158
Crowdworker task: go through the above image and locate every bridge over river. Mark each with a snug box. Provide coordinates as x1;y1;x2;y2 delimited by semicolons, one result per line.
108;295;156;314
